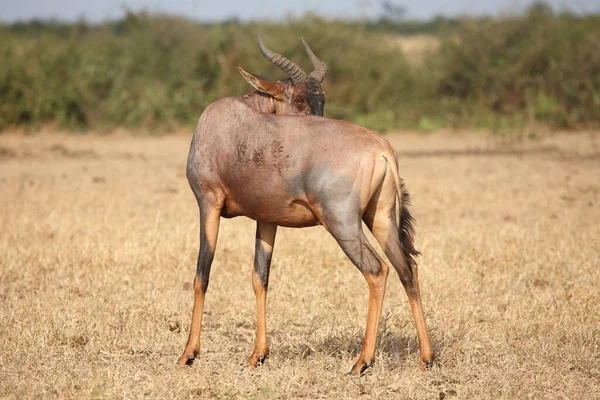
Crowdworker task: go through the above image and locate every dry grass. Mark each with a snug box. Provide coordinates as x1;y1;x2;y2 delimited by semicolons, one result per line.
382;34;440;65
1;130;599;399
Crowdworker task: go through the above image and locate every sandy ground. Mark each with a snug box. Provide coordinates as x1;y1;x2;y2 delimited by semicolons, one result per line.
1;130;599;399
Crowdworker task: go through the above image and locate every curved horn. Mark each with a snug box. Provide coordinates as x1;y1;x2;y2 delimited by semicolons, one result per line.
302;38;328;83
257;34;307;83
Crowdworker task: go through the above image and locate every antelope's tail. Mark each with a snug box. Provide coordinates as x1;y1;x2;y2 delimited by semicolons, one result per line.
382;152;420;269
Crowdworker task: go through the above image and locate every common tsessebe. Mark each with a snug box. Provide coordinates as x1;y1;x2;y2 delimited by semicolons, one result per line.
178;36;434;375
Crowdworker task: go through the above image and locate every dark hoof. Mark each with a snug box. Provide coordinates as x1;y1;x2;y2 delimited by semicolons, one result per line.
176;354;196;367
248;353;269;368
421;358;434;370
348;361;372;376
256;354;268;365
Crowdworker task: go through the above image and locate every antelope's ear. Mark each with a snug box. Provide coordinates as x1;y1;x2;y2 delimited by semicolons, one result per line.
238;67;284;99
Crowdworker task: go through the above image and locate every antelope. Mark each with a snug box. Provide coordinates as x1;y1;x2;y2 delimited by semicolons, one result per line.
178;37;434;375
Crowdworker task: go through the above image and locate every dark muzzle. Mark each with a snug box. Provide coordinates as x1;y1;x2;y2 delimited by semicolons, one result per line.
308;94;325;116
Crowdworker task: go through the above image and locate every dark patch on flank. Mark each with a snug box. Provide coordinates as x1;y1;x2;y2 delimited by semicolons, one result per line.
269;135;292;173
270;137;284;158
252;149;265;164
236;143;248;163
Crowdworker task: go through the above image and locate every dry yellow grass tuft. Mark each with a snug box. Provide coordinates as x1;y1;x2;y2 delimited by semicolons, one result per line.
1;131;599;399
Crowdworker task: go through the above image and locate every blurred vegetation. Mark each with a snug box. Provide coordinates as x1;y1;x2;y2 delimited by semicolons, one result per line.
1;4;599;133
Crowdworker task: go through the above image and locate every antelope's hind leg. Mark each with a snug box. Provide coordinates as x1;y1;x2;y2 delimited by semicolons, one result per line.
320;206;390;375
363;182;435;368
248;222;277;367
178;200;222;366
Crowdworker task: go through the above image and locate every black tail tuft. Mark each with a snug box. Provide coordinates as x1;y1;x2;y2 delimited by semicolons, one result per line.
398;180;420;269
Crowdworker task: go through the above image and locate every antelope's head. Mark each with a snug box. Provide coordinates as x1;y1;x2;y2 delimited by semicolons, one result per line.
238;35;328;116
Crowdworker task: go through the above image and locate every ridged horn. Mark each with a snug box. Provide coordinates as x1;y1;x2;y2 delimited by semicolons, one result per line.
257;34;308;83
302;38;328;83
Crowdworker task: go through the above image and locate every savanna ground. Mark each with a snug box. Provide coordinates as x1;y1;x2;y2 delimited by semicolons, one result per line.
0;130;599;399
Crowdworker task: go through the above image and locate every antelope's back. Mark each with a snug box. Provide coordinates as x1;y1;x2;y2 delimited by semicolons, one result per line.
187;99;391;225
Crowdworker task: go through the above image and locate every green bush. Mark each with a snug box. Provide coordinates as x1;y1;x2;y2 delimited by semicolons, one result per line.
435;8;600;128
0;8;599;132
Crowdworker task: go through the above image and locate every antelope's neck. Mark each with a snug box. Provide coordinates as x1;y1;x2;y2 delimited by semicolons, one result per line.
239;92;277;114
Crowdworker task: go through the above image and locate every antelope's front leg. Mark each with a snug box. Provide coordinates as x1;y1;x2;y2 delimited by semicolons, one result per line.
178;201;222;366
248;222;277;367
